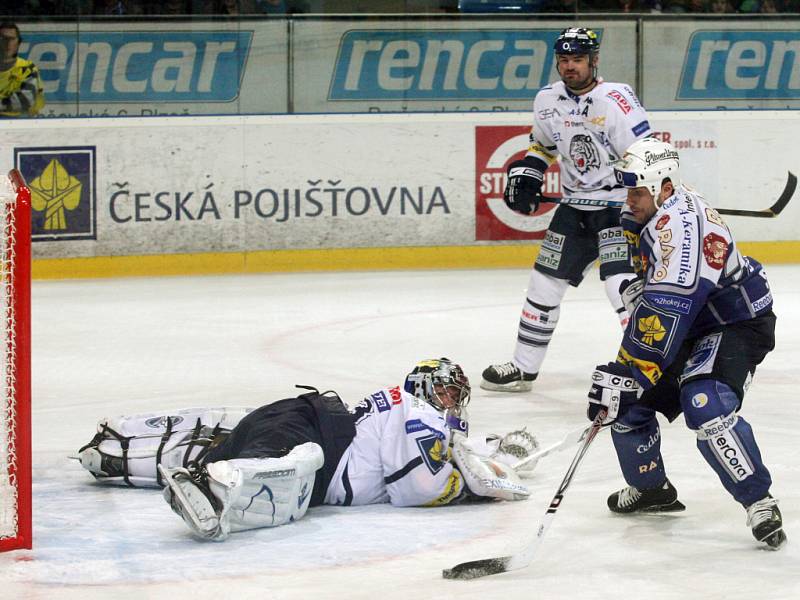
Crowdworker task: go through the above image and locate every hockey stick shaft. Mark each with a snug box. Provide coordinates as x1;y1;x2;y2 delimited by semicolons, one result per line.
511;424;590;471
715;171;796;218
541;171;796;217
442;409;608;581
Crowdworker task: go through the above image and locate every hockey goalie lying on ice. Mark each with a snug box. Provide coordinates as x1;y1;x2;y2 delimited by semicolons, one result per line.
75;358;540;541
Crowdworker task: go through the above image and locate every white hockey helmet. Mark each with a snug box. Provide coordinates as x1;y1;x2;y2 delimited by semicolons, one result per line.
614;138;680;196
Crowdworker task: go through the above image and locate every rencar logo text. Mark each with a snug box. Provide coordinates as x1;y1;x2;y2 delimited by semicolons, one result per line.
19;31;252;103
329;29;562;100
679;30;800;100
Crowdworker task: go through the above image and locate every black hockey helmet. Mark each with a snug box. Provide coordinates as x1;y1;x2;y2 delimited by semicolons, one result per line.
554;27;600;56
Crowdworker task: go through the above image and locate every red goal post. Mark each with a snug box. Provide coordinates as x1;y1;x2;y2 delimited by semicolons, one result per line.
0;169;32;552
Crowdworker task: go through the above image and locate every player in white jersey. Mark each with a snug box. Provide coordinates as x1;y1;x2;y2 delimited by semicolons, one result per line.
586;138;785;549
482;27;652;392
77;359;538;541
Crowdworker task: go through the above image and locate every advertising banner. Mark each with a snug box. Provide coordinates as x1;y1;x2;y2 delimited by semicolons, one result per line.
292;20;637;113
642;21;800;110
19;21;288;117
2;110;798;262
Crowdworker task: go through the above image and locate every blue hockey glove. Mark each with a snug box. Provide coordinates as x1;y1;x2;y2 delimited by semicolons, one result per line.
587;362;640;424
504;157;544;214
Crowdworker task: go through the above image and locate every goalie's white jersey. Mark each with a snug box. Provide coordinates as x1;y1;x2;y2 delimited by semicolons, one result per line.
324;386;464;508
528;79;651;206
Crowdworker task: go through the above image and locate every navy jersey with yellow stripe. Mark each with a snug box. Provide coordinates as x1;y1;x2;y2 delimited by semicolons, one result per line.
619;185;773;388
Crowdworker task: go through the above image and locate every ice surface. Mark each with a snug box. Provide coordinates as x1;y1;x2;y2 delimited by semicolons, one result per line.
2;265;798;599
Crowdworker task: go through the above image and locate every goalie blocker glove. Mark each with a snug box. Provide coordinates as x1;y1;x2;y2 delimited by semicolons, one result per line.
587;362;640;424
504;156;545;214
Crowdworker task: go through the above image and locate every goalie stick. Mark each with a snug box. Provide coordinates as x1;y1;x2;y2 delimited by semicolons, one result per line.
540;171;796;217
442;409;608;581
511;423;591;472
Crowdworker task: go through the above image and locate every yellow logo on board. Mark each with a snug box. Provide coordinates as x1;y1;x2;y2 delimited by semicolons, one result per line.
30;159;82;231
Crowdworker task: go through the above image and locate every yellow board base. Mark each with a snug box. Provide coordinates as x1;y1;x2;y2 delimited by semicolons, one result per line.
31;241;800;280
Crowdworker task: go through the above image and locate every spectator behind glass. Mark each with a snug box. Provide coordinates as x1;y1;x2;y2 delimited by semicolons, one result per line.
594;0;641;11
160;0;191;13
1;20;45;117
92;0;144;14
257;0;287;12
538;0;579;12
216;0;257;12
708;0;735;10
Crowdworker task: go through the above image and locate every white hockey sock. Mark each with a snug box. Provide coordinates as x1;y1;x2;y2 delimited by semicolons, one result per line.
513;271;569;374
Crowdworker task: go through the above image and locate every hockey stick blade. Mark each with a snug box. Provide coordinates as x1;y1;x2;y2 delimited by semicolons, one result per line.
442;410;607;581
716;171;796;218
442;556;513;580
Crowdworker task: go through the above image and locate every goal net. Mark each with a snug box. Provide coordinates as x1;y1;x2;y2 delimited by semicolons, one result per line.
0;170;32;552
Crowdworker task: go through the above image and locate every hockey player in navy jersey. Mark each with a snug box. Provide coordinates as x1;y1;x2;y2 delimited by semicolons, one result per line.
586;137;785;549
482;27;651;393
77;359;539;541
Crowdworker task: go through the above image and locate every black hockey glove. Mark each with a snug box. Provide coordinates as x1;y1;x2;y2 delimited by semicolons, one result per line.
504;157;545;214
587;362;640;424
619;277;644;316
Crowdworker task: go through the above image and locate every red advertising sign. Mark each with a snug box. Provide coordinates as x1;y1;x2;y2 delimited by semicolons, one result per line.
475;126;559;241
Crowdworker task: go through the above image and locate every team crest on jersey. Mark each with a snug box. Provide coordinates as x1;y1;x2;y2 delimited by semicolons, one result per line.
655;214;670;230
416;434;448;475
638;314;667;345
569;134;601;175
630;306;678;357
702;233;728;269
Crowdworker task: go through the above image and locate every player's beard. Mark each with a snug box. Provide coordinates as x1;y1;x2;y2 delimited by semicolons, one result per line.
560;70;595;94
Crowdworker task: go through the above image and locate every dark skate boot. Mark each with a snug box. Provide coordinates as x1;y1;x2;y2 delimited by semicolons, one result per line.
746;495;787;550
480;362;537;392
607;479;686;514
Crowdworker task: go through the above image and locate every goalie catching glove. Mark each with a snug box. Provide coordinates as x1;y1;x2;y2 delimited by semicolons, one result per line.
452;436;531;502
485;428;541;477
504;156;545;214
587;362;640;425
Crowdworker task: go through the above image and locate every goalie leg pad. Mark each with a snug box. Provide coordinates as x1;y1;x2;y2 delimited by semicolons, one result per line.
213;442;325;533
78;407;252;487
452;437;530;501
681;379;772;506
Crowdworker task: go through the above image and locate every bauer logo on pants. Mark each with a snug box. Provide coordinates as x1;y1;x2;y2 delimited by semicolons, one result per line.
474;126;558;241
15;146;97;242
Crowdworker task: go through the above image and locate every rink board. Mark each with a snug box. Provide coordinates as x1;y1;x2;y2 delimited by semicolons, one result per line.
1;111;798;278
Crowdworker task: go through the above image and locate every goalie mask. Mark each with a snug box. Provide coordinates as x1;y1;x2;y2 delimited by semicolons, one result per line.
404;358;471;414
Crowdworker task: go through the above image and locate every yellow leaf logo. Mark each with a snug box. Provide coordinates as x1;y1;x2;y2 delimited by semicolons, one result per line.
638;314;666;345
30;159;82;231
